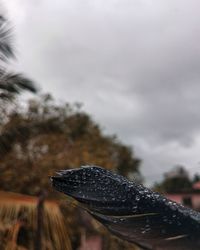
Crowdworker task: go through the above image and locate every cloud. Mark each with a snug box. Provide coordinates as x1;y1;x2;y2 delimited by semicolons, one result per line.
3;0;200;184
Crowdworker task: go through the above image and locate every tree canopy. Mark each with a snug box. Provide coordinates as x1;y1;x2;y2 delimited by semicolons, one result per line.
0;94;141;197
153;166;199;193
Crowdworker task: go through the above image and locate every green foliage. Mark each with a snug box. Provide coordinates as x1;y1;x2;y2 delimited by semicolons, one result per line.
0;94;141;196
0;72;37;101
153;166;197;193
0;15;14;61
154;176;192;193
0;14;36;105
193;174;200;184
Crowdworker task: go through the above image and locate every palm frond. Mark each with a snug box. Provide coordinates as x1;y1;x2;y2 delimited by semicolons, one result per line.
0;15;14;61
0;72;37;100
0;15;37;100
0;191;72;250
51;166;200;250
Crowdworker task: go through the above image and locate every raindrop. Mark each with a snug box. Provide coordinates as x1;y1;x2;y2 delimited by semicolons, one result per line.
135;195;140;201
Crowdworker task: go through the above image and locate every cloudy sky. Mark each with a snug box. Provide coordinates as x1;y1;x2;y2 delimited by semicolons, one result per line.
3;0;200;185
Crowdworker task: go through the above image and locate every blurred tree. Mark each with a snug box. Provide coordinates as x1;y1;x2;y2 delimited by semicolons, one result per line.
0;94;141;196
154;166;192;193
193;174;200;183
155;176;192;193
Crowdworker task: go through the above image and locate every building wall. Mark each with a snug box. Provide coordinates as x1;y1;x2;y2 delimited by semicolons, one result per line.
166;193;200;210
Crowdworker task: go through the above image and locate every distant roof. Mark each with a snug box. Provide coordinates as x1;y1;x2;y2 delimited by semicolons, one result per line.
193;181;200;190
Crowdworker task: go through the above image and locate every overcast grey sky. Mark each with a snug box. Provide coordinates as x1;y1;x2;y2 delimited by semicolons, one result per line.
3;0;200;185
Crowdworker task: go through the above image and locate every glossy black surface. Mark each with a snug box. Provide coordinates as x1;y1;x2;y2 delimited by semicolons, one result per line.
51;166;200;250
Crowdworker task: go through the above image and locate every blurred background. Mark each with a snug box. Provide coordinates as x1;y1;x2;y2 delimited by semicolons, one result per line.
0;0;200;249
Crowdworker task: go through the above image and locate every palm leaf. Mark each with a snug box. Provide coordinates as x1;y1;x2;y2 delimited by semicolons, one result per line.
0;15;14;61
0;15;37;100
0;191;72;250
0;72;37;100
51;166;200;250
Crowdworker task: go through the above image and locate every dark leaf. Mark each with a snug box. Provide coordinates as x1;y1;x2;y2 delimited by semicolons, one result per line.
0;72;37;99
51;166;200;250
0;15;14;61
